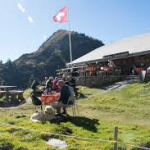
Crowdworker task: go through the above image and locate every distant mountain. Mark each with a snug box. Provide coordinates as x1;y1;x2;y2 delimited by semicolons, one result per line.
0;30;104;87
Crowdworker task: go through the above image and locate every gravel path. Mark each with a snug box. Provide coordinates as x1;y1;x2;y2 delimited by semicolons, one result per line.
103;75;140;91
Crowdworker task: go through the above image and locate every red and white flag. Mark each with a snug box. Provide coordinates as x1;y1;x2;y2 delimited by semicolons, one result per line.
53;7;67;23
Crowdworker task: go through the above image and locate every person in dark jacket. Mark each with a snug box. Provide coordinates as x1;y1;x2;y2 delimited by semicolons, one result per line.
45;76;53;94
69;75;79;98
51;80;70;114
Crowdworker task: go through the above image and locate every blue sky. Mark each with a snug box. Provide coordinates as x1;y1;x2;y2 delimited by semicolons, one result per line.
0;0;150;62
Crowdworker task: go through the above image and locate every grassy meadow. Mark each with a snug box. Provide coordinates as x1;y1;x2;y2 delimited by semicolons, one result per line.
0;82;150;149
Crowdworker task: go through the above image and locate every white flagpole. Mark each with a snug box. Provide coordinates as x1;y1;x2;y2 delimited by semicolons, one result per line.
68;7;72;63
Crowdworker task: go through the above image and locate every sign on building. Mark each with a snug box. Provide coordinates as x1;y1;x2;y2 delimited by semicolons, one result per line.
103;51;129;59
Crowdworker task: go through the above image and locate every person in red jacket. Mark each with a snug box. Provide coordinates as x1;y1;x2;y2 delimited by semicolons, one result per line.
52;77;58;91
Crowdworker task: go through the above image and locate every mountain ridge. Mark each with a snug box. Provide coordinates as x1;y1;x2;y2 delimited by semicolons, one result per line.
1;29;104;87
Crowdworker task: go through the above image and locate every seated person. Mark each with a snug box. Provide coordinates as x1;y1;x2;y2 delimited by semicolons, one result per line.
41;77;48;91
52;77;59;91
45;76;53;94
69;75;78;98
69;76;76;90
51;80;70;114
41;77;48;86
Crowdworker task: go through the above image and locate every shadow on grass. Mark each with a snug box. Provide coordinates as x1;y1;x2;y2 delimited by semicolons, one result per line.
136;142;150;150
76;92;87;100
69;116;99;132
0;142;14;150
50;115;99;132
0;98;26;107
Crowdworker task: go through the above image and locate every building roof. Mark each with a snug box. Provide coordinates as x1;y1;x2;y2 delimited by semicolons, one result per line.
68;32;150;66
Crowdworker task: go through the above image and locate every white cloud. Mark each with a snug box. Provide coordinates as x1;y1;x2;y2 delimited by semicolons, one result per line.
17;3;26;13
28;16;34;23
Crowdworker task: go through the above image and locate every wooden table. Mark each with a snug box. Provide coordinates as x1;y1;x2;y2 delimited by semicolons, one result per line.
0;85;17;100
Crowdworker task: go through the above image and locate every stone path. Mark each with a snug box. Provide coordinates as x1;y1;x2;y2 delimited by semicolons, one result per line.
103;75;140;91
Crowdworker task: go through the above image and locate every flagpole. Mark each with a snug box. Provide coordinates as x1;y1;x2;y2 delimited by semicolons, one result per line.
68;7;73;63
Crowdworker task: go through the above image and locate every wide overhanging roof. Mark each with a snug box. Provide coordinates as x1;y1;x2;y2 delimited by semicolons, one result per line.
68;32;150;66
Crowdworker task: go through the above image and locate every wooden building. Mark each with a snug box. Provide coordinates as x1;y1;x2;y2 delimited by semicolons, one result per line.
67;32;150;77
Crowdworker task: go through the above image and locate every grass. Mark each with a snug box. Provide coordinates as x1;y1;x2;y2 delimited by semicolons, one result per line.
80;83;150;126
0;82;150;149
23;88;32;99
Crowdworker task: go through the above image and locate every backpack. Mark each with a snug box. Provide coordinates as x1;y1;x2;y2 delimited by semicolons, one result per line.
31;93;42;105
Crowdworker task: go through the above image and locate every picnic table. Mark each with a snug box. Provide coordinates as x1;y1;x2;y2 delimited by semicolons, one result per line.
41;93;59;105
0;85;24;101
0;85;17;91
0;86;17;99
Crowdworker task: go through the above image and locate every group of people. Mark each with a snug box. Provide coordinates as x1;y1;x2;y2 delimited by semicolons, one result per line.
41;76;59;94
31;74;77;115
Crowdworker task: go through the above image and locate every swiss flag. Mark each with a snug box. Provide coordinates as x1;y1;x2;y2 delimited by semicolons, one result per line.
53;7;67;23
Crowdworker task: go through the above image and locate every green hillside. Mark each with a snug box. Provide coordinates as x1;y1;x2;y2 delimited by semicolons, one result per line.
0;82;150;149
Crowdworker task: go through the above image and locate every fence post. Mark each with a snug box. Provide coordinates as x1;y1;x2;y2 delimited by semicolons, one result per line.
113;126;118;150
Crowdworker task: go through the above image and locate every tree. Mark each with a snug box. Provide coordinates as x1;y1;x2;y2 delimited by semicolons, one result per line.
5;59;13;69
0;60;3;67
